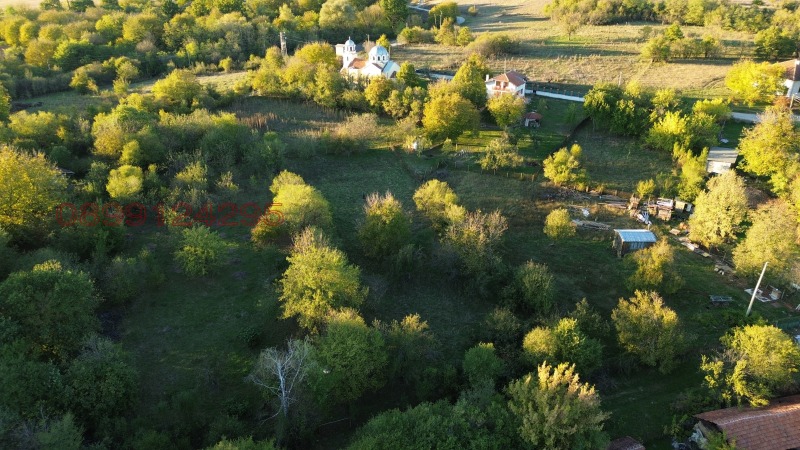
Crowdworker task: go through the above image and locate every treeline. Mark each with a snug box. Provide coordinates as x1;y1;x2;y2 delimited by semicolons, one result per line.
547;0;800;59
0;0;416;99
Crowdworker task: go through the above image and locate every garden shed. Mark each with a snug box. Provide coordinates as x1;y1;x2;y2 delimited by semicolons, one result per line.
613;229;657;257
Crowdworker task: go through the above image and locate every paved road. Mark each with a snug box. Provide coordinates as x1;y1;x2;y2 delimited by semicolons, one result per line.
731;111;800;123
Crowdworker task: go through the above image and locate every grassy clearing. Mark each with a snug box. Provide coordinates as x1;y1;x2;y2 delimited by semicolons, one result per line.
399;0;756;95
575;124;674;194
120;222;291;444
24;71;248;114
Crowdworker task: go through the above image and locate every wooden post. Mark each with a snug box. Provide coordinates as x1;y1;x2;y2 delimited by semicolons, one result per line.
746;261;768;317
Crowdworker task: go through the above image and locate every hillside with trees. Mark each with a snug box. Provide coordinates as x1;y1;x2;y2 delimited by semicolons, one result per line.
0;0;798;449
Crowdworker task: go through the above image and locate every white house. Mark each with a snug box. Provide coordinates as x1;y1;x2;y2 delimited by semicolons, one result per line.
779;58;800;98
485;71;527;99
340;38;400;79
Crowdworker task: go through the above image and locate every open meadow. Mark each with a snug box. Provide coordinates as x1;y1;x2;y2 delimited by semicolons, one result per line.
397;0;758;97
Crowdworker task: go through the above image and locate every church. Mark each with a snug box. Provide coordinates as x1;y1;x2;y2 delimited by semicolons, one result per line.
338;38;400;79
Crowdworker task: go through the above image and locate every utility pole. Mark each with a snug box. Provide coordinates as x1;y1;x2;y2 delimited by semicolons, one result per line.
279;31;287;57
745;261;769;317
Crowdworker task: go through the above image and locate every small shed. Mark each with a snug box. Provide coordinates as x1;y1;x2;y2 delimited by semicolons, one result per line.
613;229;657;257
607;436;645;450
524;111;542;127
706;147;739;174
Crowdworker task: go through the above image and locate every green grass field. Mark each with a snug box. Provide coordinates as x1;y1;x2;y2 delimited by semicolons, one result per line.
397;0;757;97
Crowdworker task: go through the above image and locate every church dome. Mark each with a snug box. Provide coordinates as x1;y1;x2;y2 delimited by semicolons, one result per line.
369;45;390;63
345;38;356;48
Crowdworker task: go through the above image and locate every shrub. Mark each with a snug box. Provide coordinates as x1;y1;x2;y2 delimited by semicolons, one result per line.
358;192;411;259
505;261;555;313
174;225;226;277
465;33;520;58
543;208;575;239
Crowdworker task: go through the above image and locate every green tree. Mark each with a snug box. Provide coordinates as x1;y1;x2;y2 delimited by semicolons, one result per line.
479;138;523;173
487;93;525;129
35;413;83;450
676;147;707;202
692;98;731;123
396;62;422;88
106;164;143;201
543;144;587;187
504;261;555;314
423;92;479;142
733;201;799;285
451;54;490;108
348;397;517;449
376;34;391;50
375;314;436;386
0;261;99;361
364;76;395;111
702;325;800;406
318;0;356;32
627;239;684;294
358;192;411;260
205;437;277;450
311;310;387;404
664;23;684;41
175;225;226;277
463;342;504;388
0;84;10;122
0;147;67;243
738;106;800;195
65;338;138;436
152;69;204;112
754;26;797;60
278;228;367;331
413;179;460;230
456;26;474;46
725;60;785;106
269;170;305;196
543;208;576;239
646;111;689;152
640;36;672;62
522;318;603;376
612;290;685;373
69;69;98;95
507;362;610;450
313;65;346;108
380;0;408;26
568;299;610;340
444;209;508;280
688;170;748;248
273;183;333;235
636;179;656;199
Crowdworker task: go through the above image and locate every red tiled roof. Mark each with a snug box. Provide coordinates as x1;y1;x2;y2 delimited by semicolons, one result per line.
778;59;800;82
525;112;543;120
607;436;645;450
491;71;527;87
695;395;800;450
348;58;366;69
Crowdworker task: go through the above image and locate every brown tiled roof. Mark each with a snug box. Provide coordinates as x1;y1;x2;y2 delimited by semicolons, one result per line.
525;112;543;120
607;436;645;450
491;71;527;87
348;58;366;69
778;59;800;82
695;395;800;450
